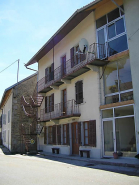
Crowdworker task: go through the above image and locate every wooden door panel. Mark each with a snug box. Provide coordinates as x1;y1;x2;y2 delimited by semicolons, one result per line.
72;122;80;155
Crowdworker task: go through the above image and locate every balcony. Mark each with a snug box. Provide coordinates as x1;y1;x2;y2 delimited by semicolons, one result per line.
40;99;80;122
38;43;109;93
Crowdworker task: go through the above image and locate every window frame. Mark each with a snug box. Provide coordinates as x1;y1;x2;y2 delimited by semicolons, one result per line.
63;124;69;145
48;126;53;144
75;80;83;104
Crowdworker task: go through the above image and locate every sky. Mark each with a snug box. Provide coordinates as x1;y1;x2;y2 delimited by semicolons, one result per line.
0;0;93;101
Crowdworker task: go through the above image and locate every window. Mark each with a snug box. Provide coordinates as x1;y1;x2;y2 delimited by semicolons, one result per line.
75;81;83;104
70;45;86;68
52;125;56;145
96;5;127;57
45;63;54;83
44;126;47;144
48;126;52;144
57;125;61;145
8;110;10;123
104;57;133;104
2;114;6;125
3;130;6;142
45;94;54;113
83;120;96;147
63;124;69;145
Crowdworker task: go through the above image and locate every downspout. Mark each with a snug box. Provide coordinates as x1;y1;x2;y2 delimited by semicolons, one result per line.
0;108;3;145
111;0;124;14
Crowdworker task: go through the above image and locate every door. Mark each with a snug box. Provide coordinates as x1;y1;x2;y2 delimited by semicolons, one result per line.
72;122;81;155
103;119;115;156
97;26;107;59
62;89;67;116
61;55;66;77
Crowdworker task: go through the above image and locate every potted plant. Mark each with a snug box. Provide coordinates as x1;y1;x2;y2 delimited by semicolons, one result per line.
113;152;118;159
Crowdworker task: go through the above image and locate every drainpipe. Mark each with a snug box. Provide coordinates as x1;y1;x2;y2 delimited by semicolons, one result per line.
111;0;124;14
0;108;3;145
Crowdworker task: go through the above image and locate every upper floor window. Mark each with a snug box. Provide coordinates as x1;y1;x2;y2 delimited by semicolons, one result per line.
2;114;6;125
8;110;10;123
96;5;127;57
104;57;133;104
75;81;83;104
45;94;54;113
45;63;54;83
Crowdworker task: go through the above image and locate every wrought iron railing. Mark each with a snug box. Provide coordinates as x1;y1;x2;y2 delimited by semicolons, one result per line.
40;99;80;121
38;43;106;92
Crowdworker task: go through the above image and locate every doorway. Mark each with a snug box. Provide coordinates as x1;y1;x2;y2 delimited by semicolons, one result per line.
72;122;81;155
61;55;66;77
62;89;67;116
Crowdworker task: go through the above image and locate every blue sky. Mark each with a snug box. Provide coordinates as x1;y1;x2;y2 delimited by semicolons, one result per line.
0;0;93;101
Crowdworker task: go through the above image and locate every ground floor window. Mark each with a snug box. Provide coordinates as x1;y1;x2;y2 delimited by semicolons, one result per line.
48;126;52;144
102;104;136;157
83;120;96;147
63;124;69;145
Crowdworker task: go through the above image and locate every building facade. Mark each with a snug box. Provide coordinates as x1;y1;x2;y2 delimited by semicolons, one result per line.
25;0;139;158
0;73;38;153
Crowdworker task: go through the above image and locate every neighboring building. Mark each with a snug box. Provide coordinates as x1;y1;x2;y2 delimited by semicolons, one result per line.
25;0;139;158
0;73;40;153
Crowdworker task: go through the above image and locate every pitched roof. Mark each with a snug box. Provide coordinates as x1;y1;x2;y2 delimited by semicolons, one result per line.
25;0;102;67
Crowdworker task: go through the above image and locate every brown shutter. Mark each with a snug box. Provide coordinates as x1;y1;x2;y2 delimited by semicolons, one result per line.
44;126;47;144
66;124;69;145
70;47;74;68
52;125;56;144
89;120;96;147
45;68;48;84
57;125;61;145
51;63;54;80
78;122;81;145
51;93;54;111
45;97;47;113
75;81;83;104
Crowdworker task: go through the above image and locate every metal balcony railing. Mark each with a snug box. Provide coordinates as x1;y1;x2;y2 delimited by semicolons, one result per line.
38;43;107;93
40;99;80;121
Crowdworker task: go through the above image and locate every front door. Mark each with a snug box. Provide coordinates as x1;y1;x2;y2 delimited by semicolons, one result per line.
72;122;80;155
62;89;67;116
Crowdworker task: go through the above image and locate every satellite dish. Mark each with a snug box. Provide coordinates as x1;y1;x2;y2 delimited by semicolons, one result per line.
79;38;89;54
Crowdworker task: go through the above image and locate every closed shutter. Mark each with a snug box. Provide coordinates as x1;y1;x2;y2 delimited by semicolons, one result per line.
67;124;69;145
45;68;48;84
52;125;56;144
78;122;81;145
89;120;96;147
70;47;74;68
51;63;54;80
75;81;83;104
45;97;48;113
57;125;61;145
44;126;47;144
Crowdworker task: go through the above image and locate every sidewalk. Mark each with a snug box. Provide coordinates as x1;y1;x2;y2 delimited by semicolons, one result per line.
39;151;139;169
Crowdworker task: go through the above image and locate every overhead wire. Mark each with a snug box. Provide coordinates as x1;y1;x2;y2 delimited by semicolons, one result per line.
0;60;19;74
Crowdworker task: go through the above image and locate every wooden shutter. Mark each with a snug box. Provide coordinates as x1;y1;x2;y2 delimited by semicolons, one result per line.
75;81;83;104
44;126;47;144
66;124;69;145
89;120;96;147
51;63;54;80
52;125;56;144
45;68;48;84
45;97;48;113
57;125;61;145
70;47;74;68
51;93;54;112
78;122;81;145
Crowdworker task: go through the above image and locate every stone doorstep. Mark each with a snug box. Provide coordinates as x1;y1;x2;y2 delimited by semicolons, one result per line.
39;152;139;169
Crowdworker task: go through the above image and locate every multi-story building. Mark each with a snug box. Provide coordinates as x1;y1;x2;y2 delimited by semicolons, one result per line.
25;0;139;158
0;73;42;153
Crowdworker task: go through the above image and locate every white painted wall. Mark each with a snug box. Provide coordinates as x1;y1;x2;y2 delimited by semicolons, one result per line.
2;91;13;151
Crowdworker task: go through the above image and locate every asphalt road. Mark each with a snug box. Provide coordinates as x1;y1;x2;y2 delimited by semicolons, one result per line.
0;154;139;185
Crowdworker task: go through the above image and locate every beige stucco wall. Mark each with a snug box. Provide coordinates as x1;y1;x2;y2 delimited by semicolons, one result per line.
95;0;123;20
38;11;96;80
2;91;13;151
124;0;139;153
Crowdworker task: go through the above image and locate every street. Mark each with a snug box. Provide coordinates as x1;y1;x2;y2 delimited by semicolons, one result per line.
0;154;139;185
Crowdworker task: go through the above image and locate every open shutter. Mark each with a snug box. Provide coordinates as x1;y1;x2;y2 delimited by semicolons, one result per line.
45;68;48;84
51;93;54;111
57;125;61;145
44;126;47;144
51;63;54;80
52;125;56;144
45;97;48;113
66;124;69;145
70;47;74;68
78;122;81;145
89;120;96;147
75;81;83;104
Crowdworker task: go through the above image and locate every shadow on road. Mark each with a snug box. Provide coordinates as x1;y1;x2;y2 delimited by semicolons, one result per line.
0;145;12;155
